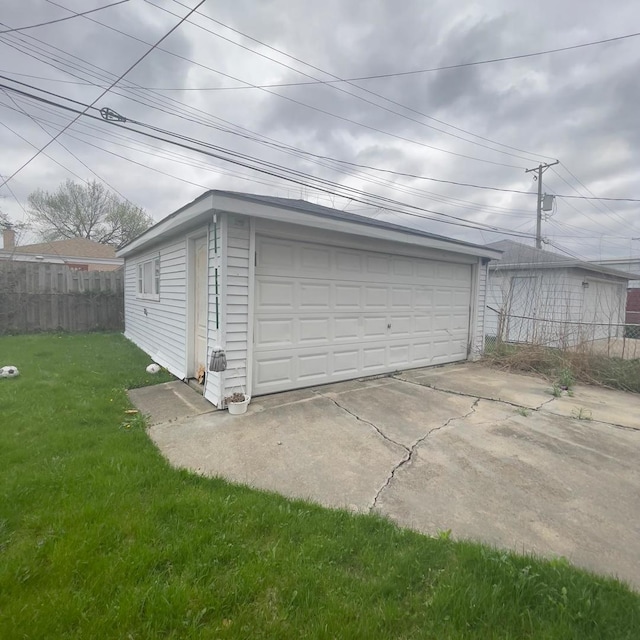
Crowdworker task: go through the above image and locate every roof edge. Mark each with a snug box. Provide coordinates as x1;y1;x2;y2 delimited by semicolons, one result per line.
118;190;503;260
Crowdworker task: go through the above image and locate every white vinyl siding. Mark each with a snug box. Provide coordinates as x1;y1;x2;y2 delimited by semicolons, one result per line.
124;238;188;379
471;259;488;357
204;216;223;407
486;267;627;348
222;215;251;400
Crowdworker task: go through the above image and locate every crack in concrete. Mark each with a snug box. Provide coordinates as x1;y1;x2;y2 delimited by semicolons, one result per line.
393;374;556;411
313;391;409;452
395;375;639;433
370;398;480;512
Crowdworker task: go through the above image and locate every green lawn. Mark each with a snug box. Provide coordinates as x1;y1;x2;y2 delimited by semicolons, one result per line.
1;333;638;639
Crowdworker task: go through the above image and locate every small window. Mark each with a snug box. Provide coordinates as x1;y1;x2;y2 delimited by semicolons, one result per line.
137;256;160;300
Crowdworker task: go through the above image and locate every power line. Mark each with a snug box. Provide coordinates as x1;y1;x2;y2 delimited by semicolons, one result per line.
0;0;206;190
0;84;536;239
0;76;538;216
5;74;640;208
34;1;527;170
2;89;134;205
20;100;539;219
0;97;307;194
138;17;640;86
7;7;640;203
145;0;549;164
0;0;129;34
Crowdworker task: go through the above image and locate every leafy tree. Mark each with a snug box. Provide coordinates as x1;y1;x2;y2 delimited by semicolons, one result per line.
27;180;152;248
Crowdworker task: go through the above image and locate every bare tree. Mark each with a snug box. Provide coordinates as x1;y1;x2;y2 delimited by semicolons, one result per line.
27;180;152;248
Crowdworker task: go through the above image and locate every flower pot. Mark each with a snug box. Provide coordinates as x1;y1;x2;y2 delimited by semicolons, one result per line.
227;396;250;415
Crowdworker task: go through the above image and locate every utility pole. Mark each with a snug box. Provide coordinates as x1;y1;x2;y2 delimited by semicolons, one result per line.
525;160;559;249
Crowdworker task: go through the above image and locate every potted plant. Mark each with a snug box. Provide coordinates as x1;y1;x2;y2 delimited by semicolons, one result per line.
225;391;250;415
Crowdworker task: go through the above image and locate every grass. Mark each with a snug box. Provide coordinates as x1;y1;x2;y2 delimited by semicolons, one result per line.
1;333;639;639
485;340;640;394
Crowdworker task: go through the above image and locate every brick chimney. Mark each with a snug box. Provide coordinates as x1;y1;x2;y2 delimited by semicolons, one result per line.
3;227;16;249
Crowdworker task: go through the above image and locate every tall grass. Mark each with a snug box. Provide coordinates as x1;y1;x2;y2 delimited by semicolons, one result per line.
485;340;640;393
1;333;638;638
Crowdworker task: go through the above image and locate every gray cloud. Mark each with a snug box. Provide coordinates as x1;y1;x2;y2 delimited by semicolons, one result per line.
1;0;639;259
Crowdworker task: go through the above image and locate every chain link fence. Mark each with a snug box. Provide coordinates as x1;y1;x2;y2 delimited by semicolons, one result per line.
485;308;640;360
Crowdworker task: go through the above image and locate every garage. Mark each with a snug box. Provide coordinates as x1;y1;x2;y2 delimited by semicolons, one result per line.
119;190;500;408
253;235;473;395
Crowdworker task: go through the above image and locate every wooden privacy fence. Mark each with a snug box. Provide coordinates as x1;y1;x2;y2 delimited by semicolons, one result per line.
0;262;124;334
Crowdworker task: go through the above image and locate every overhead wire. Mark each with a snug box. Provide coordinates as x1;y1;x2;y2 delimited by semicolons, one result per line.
0;76;539;217
0;0;129;34
31;1;528;169
0;97;305;194
2;88;133;203
0;83;537;239
3;67;640;204
153;12;640;86
0;32;539;214
144;0;548;164
0;0;207;189
23;107;533;217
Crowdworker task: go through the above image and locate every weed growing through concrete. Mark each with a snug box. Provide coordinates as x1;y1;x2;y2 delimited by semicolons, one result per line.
558;368;575;390
571;407;593;421
515;407;531;417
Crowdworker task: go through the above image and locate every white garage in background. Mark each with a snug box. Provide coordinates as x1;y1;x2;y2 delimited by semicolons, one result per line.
118;191;501;408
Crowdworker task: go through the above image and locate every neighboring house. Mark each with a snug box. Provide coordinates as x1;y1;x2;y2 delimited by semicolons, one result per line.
0;229;122;271
591;257;640;288
627;289;640;326
486;240;639;347
590;257;640;329
117;190;501;408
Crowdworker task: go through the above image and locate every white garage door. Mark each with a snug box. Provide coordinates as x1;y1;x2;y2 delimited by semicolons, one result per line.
253;236;472;395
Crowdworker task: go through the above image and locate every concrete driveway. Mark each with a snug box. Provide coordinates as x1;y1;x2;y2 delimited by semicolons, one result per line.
132;363;640;588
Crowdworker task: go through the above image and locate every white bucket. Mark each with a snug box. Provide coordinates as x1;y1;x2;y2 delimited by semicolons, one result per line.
227;396;250;415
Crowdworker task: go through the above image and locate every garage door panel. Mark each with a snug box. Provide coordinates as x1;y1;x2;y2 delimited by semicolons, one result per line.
256;357;293;387
335;284;361;308
363;316;387;338
390;316;412;335
299;317;330;343
256;318;294;347
254;237;472;395
391;287;412;308
363;347;386;369
390;345;410;365
260;239;295;269
414;316;433;334
393;257;414;276
334;349;360;374
301;246;331;271
300;283;330;309
257;280;295;310
414;288;433;307
298;353;329;380
367;255;391;274
416;262;436;279
336;250;362;273
334;317;360;340
364;286;388;308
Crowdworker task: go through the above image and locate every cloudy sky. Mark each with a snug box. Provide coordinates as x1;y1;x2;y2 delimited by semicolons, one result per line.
1;0;639;259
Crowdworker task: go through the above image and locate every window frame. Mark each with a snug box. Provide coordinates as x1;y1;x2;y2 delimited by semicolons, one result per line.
136;255;160;301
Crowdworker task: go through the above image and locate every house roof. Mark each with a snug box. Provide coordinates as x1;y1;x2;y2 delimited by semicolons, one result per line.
487;240;640;280
9;237;117;259
0;237;122;267
118;189;503;260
